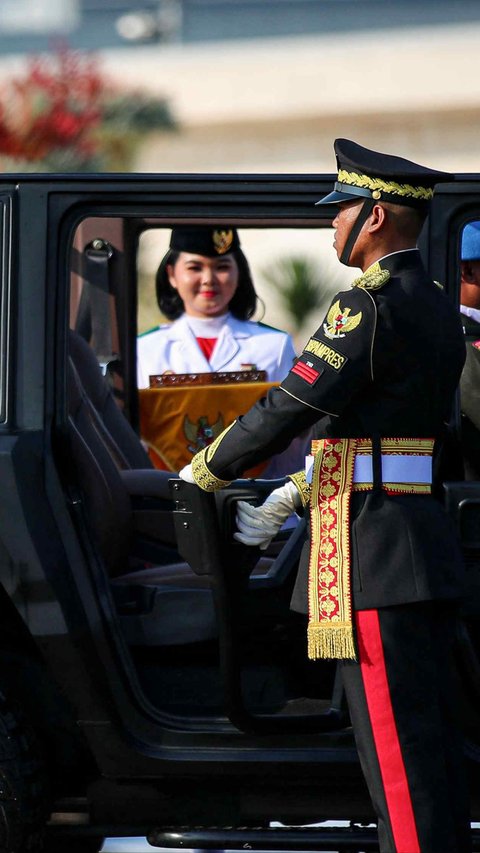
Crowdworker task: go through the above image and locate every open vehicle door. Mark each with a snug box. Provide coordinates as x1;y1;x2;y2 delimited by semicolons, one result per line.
0;173;478;850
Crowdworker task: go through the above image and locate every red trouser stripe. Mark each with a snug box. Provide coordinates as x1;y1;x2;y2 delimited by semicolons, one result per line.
356;609;420;853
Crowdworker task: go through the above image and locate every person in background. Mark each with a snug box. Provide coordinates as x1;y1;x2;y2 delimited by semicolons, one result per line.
180;139;470;852
459;221;480;478
460;221;480;337
136;226;297;387
137;225;305;478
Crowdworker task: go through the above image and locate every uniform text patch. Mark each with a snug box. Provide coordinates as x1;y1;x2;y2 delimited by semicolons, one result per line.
304;338;347;371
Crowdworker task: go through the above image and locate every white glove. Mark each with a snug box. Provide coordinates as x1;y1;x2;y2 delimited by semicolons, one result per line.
179;463;196;483
234;480;301;550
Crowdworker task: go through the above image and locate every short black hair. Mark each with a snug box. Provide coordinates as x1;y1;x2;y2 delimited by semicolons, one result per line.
155;247;258;321
382;201;428;242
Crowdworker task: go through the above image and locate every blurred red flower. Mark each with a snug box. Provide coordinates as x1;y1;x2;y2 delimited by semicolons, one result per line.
0;46;175;171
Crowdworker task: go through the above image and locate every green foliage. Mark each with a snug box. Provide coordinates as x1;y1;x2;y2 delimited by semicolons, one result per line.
102;92;176;134
262;255;338;333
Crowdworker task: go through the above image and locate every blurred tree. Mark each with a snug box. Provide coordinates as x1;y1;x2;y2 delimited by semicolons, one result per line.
261;255;339;335
0;47;176;172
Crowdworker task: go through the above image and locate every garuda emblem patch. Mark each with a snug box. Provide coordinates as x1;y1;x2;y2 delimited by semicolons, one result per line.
184;414;224;454
212;229;233;254
323;300;362;340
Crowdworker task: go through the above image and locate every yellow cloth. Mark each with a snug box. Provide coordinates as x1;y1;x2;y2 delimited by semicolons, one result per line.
139;382;275;473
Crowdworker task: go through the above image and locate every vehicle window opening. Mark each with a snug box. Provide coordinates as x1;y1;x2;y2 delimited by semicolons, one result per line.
66;216;353;731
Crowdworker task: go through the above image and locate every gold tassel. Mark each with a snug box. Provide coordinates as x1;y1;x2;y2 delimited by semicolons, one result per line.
308;622;357;661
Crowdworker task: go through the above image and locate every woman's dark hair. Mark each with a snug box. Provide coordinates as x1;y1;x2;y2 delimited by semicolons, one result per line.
155;248;257;321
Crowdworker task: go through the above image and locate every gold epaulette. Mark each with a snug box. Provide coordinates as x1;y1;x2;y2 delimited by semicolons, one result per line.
352;262;390;291
288;470;311;507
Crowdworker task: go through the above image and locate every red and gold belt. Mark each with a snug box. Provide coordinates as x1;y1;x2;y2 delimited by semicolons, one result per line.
307;437;434;661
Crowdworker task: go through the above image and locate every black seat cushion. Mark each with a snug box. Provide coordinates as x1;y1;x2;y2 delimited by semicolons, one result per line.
111;563;217;646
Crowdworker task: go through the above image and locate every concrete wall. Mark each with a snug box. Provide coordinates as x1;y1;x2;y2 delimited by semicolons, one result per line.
97;23;480;174
118;21;480;337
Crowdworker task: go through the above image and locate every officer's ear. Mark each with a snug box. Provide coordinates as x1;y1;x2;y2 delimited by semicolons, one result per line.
367;203;387;234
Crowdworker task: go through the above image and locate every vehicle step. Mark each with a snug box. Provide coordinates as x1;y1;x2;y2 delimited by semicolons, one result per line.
149;824;380;851
149;824;480;851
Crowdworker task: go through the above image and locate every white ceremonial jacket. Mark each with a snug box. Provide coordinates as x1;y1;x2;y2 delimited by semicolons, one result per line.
137;313;307;478
137;313;297;389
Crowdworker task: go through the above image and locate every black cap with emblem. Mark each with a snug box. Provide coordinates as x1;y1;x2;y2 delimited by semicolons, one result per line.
169;226;240;256
315;139;452;266
316;139;452;209
155;225;257;321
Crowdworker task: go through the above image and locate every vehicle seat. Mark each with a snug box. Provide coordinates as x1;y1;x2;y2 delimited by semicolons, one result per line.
67;345;218;646
68;329;152;470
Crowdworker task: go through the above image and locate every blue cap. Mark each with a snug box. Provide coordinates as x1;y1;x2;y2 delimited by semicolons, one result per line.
461;222;480;261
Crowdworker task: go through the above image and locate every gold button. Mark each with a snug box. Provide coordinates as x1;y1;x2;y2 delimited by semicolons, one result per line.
372;190;381;200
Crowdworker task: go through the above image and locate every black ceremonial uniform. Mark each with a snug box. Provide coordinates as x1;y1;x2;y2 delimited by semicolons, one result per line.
196;247;466;609
192;250;470;853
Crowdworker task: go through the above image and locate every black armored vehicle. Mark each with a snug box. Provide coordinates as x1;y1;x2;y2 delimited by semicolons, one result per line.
1;172;480;852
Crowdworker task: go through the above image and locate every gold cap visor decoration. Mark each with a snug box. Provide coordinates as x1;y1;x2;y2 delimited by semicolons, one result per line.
315;138;452;208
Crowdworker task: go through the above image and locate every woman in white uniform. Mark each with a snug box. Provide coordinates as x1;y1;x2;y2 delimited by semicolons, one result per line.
136;226;296;388
137;226;305;477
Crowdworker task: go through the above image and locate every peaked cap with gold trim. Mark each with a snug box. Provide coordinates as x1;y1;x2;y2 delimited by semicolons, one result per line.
316;138;452;209
168;226;240;257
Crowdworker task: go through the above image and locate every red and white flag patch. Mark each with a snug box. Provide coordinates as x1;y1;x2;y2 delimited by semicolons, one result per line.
291;359;322;385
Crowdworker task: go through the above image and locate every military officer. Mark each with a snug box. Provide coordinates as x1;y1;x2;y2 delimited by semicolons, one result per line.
460;221;480;339
180;139;471;852
459;222;480;478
